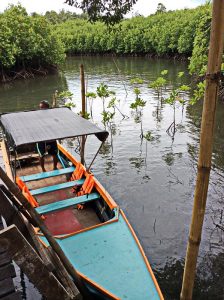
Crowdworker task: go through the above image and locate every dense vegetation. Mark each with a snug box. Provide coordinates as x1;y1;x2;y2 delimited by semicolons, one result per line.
0;3;212;82
55;5;209;58
0;5;65;81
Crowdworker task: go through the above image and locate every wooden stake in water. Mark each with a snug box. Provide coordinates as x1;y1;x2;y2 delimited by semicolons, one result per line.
80;64;86;165
181;1;224;299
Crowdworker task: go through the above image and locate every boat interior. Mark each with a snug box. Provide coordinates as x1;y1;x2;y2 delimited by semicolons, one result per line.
11;142;118;237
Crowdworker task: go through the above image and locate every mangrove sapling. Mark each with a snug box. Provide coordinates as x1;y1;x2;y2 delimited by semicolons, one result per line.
130;77;144;84
108;97;128;119
149;70;168;100
178;84;191;115
96;83;114;112
57;90;75;108
86;91;96;118
165;89;179;139
130;88;146;138
101;110;115;152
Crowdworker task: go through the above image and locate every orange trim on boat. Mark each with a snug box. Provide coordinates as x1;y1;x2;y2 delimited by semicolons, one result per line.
58;143;117;210
77;271;120;300
120;209;164;300
16;177;39;208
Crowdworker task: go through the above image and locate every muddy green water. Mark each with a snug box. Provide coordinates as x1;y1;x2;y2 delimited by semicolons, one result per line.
0;56;224;300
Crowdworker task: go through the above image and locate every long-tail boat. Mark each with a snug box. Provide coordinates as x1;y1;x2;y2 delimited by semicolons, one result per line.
0;107;164;300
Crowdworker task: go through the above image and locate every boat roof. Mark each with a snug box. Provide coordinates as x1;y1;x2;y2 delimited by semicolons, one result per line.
0;107;108;149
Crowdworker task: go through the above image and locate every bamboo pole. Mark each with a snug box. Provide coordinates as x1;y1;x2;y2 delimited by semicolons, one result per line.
80;64;86;165
0;166;89;299
181;1;224;299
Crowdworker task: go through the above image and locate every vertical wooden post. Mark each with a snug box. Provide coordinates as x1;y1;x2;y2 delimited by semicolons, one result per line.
80;64;86;165
0;225;72;300
181;1;224;299
52;90;58;108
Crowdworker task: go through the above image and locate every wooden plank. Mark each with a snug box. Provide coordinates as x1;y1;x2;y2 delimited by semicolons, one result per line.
36;192;100;215
30;179;84;196
0;264;16;281
0;291;22;300
20;166;75;182
0;252;11;267
0;225;73;300
0;278;15;298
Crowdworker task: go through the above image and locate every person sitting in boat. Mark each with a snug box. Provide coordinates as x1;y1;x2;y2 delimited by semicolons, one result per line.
36;100;58;172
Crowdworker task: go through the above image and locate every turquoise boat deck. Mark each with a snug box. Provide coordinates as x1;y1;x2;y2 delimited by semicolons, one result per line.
40;213;160;300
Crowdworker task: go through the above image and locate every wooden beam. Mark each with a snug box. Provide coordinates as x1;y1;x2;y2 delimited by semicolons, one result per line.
0;225;72;300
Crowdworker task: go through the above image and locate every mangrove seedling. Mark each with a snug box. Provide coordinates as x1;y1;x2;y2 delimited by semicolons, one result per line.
57;90;75;108
149;76;167;99
130;97;146;111
165;89;179;139
86;91;96;118
130;77;144;84
161;70;168;76
130;88;146;138
96;83;114;111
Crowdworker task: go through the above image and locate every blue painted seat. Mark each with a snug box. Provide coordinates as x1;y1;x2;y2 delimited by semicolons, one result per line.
36;192;100;214
20;166;75;182
30;179;84;196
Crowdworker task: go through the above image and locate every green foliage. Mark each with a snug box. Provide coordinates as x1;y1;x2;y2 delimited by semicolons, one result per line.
65;0;137;25
165;89;179;106
179;85;190;92
130;77;144;84
101;111;115;124
130;97;146;110
190;81;206;104
188;4;211;75
161;69;168;76
58;90;73;100
96;83;110;98
81;111;90;119
55;5;208;57
57;90;75;107
143;131;155;141
108;97;117;109
133;87;141;96
86;92;97;98
0;5;65;72
149;76;166;97
178;71;184;78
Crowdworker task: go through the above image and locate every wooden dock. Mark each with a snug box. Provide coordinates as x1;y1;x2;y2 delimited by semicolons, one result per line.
0;143;22;300
0;218;22;300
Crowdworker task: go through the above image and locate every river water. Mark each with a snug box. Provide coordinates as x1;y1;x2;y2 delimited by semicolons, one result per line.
0;56;224;300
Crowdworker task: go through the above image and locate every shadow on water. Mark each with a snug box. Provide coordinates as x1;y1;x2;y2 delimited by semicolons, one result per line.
0;56;224;299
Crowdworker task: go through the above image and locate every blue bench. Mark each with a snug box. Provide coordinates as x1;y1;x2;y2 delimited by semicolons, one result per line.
35;192;100;214
30;179;84;196
20;166;75;182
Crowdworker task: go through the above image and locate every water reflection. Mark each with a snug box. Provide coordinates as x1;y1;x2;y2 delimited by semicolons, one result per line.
0;56;223;299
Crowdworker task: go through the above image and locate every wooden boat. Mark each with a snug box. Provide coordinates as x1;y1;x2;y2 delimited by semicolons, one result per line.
0;107;164;300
